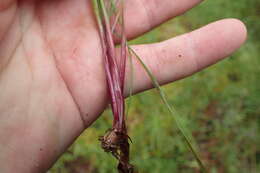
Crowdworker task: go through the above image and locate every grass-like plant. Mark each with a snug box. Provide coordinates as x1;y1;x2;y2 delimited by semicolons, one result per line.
92;0;207;172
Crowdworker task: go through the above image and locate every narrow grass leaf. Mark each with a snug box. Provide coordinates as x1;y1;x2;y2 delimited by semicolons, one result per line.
129;46;208;173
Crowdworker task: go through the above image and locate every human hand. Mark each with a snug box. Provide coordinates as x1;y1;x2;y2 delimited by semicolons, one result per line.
0;0;247;172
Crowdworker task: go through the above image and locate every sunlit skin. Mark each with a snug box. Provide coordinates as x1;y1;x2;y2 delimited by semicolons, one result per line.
0;0;247;172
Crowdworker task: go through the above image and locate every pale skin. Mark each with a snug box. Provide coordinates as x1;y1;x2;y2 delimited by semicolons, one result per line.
0;0;247;172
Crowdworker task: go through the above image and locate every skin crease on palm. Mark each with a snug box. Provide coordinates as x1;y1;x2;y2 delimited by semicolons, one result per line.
0;0;247;172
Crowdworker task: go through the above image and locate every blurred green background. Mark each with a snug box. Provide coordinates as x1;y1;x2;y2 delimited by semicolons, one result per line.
50;0;259;172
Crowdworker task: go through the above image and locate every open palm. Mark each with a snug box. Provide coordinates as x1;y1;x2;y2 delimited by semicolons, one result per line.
0;0;246;172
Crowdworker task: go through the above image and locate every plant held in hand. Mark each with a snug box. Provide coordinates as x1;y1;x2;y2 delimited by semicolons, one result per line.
92;0;133;172
92;0;207;173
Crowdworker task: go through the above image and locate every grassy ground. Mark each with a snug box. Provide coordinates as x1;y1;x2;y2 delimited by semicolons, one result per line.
50;0;260;172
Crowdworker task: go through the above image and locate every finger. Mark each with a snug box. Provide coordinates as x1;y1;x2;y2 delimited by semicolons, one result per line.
0;0;17;41
128;19;247;94
124;0;202;39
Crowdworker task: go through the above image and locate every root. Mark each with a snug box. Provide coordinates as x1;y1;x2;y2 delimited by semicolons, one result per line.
99;129;134;173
